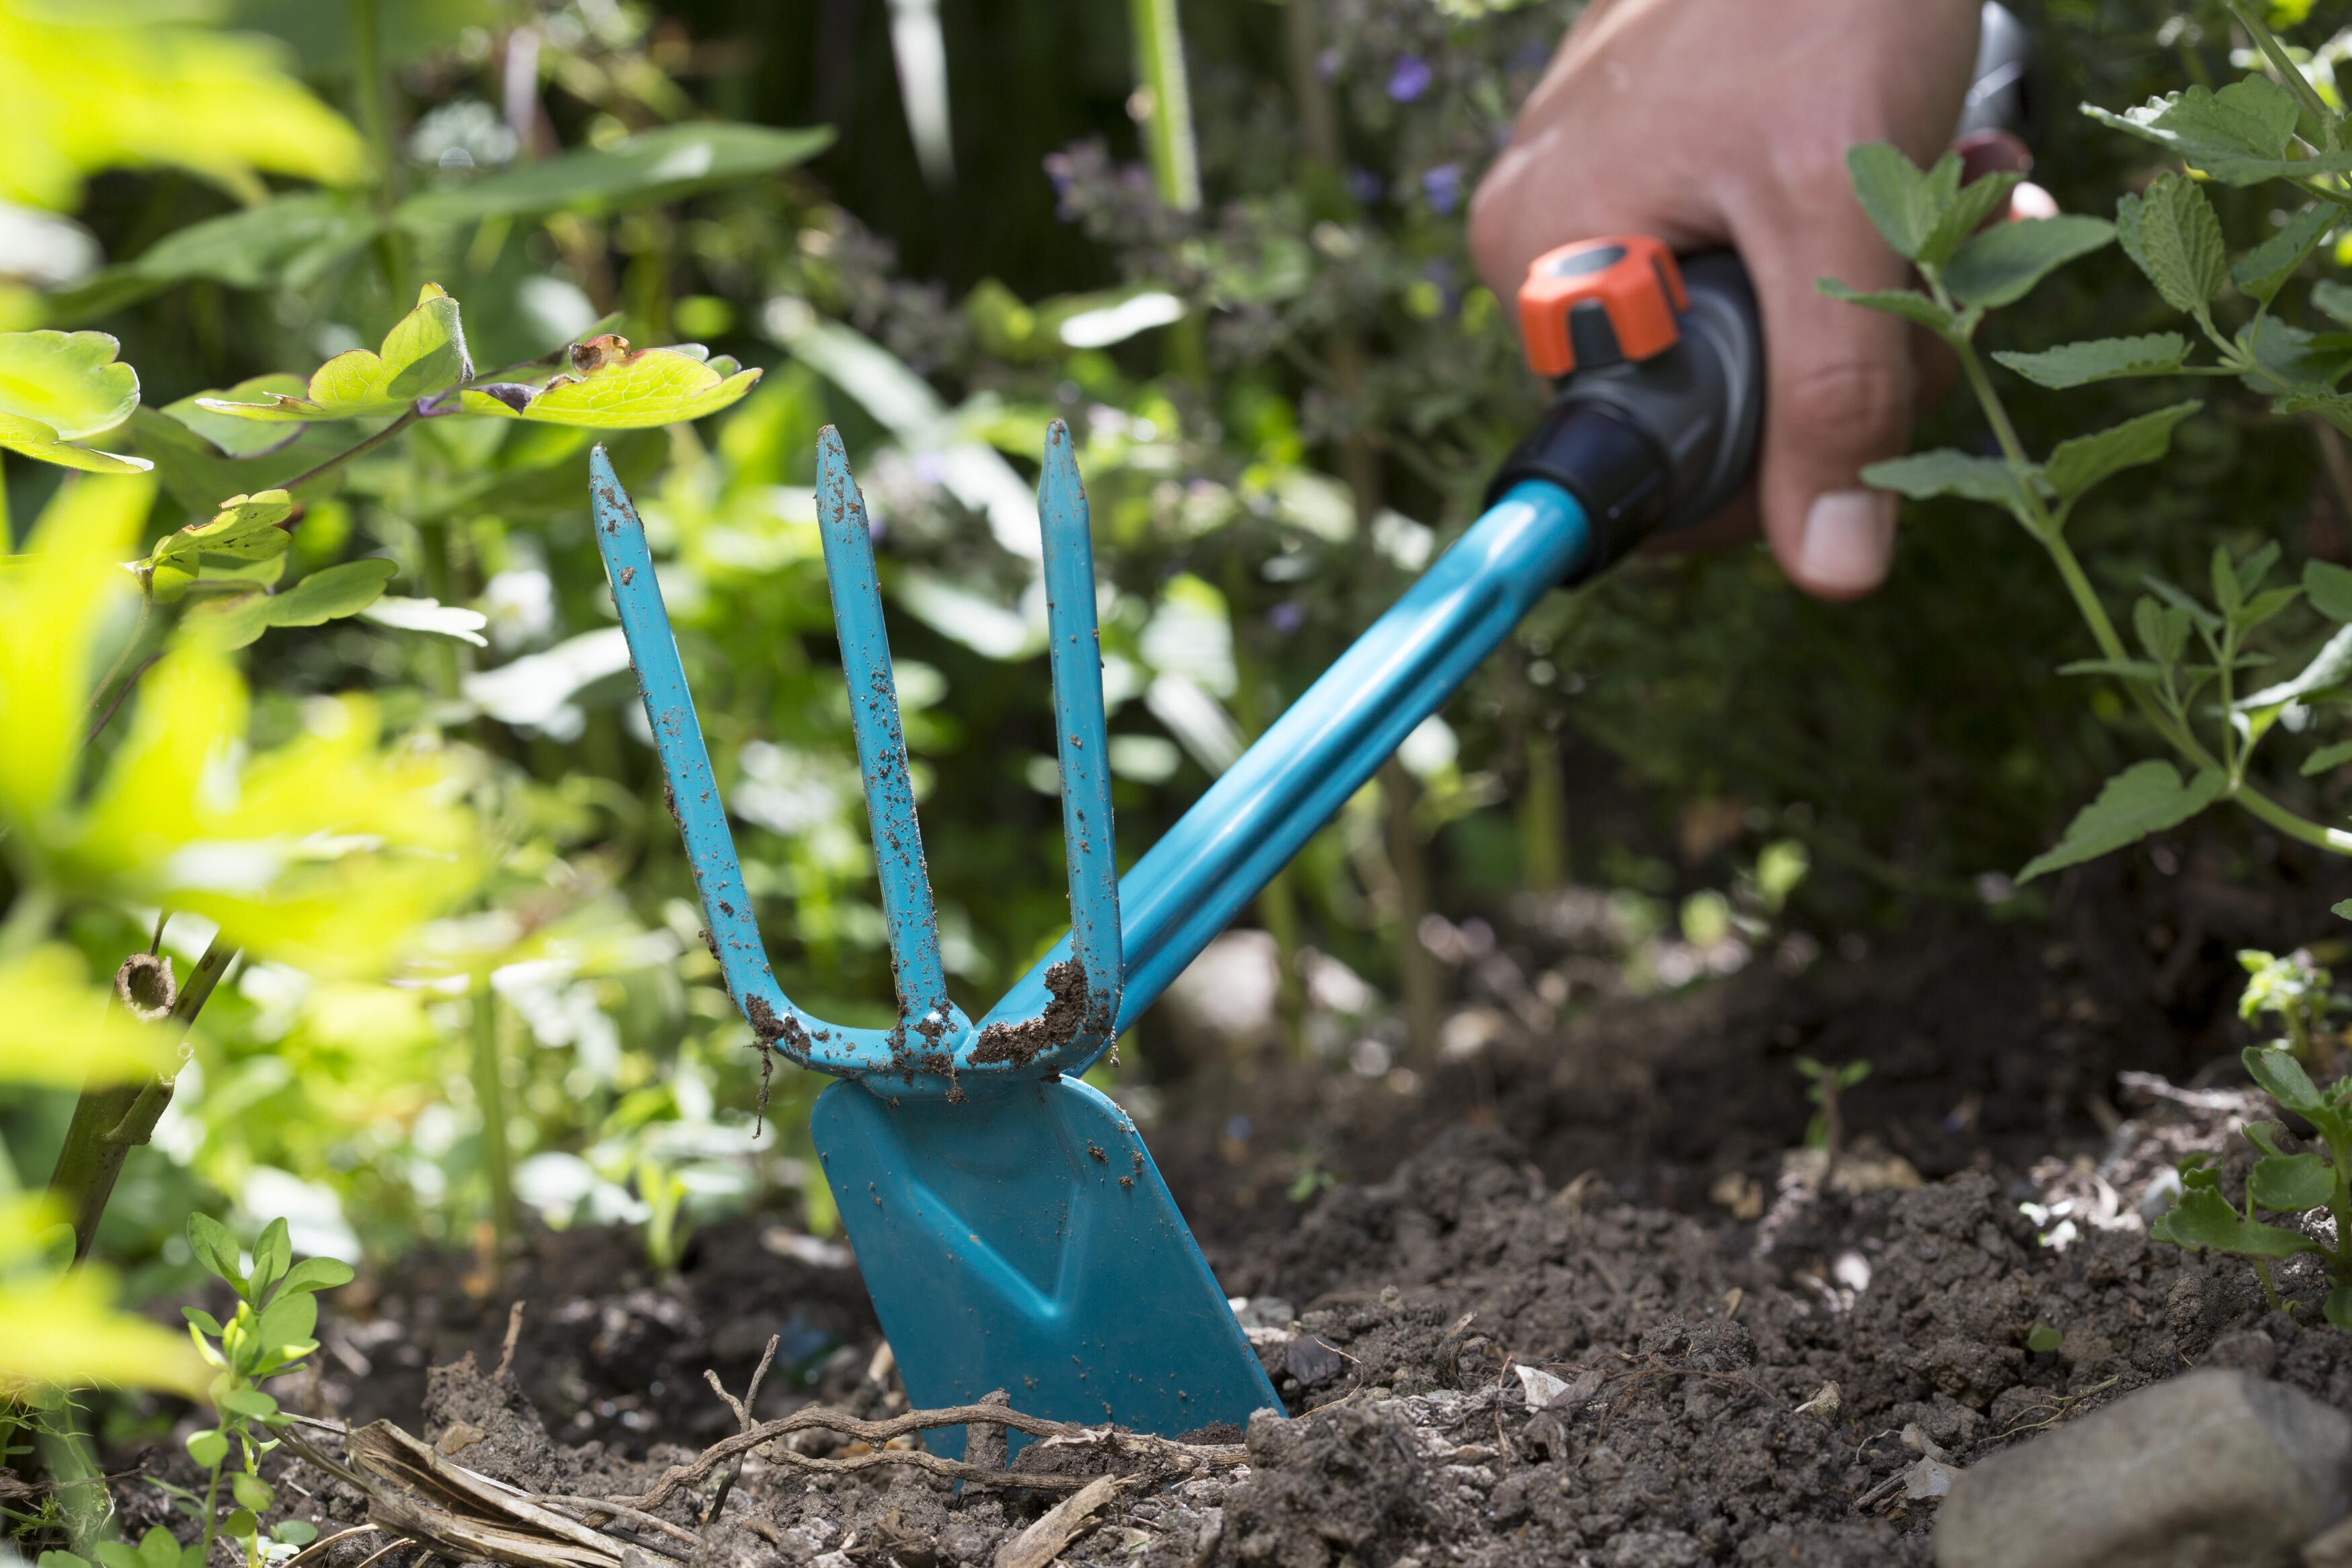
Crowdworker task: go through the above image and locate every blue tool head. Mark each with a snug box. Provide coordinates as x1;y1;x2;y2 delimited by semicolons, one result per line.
586;428;1276;1450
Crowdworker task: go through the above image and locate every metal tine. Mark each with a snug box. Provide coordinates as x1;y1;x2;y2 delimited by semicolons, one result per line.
1036;421;1122;1044
587;446;808;1058
813;427;956;1032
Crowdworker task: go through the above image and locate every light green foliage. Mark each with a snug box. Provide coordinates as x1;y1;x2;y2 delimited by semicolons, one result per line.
0;331;148;472
2084;74;2347;185
1941;215;2116;310
2043;402;2201;507
2025;1323;2064;1354
455;335;762;428
2017;761;2225;882
1793;1056;1870;1153
397;123;834;227
1860;450;2032;508
176;1216;352;1565
2237;948;2341;1061
2233;206;2337;303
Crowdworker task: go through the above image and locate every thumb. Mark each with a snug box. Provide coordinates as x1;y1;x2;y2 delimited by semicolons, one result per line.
1737;197;1919;600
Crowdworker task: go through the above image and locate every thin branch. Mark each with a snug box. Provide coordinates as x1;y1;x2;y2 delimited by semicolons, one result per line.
280;409;420;495
532;1495;700;1551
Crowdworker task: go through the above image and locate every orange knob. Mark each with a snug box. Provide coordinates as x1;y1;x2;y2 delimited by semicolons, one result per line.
1517;235;1688;378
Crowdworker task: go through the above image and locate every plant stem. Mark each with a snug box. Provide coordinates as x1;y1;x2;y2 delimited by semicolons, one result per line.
472;974;517;1255
48;934;236;1264
1128;0;1201;212
350;0;411;298
280;407;419;495
2227;0;2338;150
198;1458;225;1568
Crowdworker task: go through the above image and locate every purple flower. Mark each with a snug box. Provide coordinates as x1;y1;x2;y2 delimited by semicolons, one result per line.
1422;163;1461;215
1387;54;1432;102
1345;166;1383;206
1317;47;1341;82
1268;601;1305;635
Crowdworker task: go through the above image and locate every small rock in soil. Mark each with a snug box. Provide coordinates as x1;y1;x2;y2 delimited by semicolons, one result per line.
1936;1370;2352;1568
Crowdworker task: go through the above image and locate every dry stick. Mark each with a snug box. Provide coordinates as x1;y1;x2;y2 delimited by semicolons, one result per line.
698;1333;778;1525
497;1301;528;1381
278;1524;389;1568
608;1403;1247;1513
534;1496;702;1551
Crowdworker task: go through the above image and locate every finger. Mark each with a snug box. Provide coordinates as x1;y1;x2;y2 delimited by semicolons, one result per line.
1732;171;1920;601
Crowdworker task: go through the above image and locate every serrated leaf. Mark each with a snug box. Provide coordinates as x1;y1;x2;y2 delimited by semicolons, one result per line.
2044;401;2200;505
1994;333;2191;388
1923;173;2027;268
2250;1151;2337;1211
2085;76;2352;184
2246;1044;2324;1112
2144;574;2226;634
2234;204;2337;304
1845;143;1962;262
1861;449;2031;508
198;284;471;422
2240;623;2352;712
2017;759;2226;882
397;122;834;227
0;331;150;472
186;1214;242;1290
2117;173;2228;316
450;335;761;429
1816;278;1965;334
1943;215;2116;308
2150;1185;2319;1256
2302;739;2352;775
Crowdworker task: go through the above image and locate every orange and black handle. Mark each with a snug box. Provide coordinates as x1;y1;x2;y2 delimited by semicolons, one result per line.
1490;1;2030;583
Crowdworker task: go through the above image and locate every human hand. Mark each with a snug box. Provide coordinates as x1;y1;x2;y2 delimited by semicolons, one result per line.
1469;0;2020;599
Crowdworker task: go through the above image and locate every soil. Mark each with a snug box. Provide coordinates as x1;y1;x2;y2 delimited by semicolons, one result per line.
90;848;2352;1567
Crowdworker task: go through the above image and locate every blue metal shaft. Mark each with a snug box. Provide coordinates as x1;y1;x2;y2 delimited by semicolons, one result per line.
1035;421;1121;1060
587;448;807;1058
816;426;957;1033
977;479;1593;1057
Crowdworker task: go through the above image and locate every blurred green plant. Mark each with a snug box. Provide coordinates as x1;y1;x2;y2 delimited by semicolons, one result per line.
2239;946;2345;1061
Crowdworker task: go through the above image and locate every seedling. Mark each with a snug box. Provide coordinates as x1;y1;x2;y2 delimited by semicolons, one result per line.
2238;948;2345;1065
2151;1046;2352;1325
171;1216;352;1567
1795;1056;1871;1162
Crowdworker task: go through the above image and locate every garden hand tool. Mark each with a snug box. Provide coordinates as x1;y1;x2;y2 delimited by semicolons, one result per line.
586;4;2029;1456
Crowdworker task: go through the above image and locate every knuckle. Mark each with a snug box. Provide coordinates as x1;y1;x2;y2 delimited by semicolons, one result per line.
1775;358;1910;448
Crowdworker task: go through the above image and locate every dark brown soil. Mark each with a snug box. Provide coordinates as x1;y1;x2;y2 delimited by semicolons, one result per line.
87;850;2352;1566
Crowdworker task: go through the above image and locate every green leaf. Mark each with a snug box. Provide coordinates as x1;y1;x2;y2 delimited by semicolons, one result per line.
184;559;398;651
2244;317;2352;395
2246;1045;2325;1113
144;491;295;602
2244;1119;2293;1157
181;1307;224;1337
2319;279;2352;329
1861;449;2030;509
2143;575;2225;634
1816;278;1965;334
1994;333;2191;388
2330;1284;2352;1331
2250;1152;2337;1211
2240;623;2352;711
36;1551;95;1568
277;1256;357;1296
2044;401;2201;505
2149;1184;2320;1257
186;1214;243;1290
125;405;346;518
2117;173;2228;318
1845;143;1955;261
2135;595;2192;664
0;331;151;473
216;1387;277;1421
54;196;382;319
2017;760;2226;882
2025;1322;2064;1353
2057;657;2166;682
1923;173;2028;268
452;335;762;429
2237;541;2283;593
186;1428;229;1469
198;284;471;422
398;123;834;228
2302;739;2352;776
2084;75;2349;184
1943;216;2116;309
255;1289;318;1355
2234;204;2337;303
2310;561;2352;622
230;1472;274;1513
223;1511;256;1540
274;1522;319;1548
249;1219;290;1301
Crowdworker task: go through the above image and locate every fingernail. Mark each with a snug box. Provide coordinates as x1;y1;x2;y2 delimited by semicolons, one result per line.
1797;490;1897;595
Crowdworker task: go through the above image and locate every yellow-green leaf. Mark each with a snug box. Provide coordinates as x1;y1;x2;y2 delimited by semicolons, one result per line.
144;489;296;602
454;335;760;429
0;331;150;472
196;284;471;422
0;474;152;826
0;1201;206;1396
0;946;177;1088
